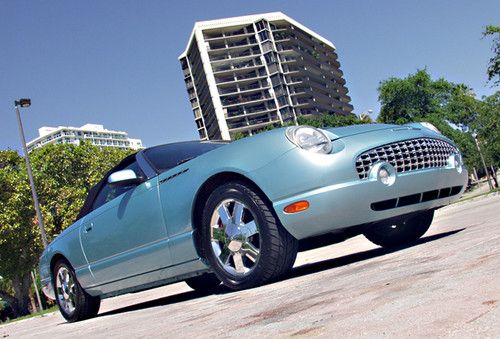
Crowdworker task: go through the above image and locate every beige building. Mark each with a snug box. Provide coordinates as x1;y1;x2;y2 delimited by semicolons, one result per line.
179;12;353;140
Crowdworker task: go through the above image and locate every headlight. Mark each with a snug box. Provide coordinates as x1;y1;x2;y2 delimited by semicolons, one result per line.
286;126;332;154
448;152;463;173
419;122;441;134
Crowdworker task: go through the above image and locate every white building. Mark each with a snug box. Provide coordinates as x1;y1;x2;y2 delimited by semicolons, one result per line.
179;12;353;140
26;123;143;152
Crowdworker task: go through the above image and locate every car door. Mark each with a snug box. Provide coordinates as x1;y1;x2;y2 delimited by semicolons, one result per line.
80;160;172;286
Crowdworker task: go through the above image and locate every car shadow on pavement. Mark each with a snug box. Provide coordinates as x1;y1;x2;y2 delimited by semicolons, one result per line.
285;228;466;280
94;228;464;320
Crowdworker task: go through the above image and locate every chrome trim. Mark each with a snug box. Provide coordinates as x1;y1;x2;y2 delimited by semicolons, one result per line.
356;138;458;179
210;198;260;276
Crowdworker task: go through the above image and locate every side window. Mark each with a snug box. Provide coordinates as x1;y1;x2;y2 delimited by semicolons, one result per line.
92;161;144;210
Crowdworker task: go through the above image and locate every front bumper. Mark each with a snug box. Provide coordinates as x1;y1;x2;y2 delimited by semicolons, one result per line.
273;166;468;239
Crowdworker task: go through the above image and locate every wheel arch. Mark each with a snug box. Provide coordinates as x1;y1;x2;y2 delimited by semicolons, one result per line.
191;171;274;257
50;252;71;275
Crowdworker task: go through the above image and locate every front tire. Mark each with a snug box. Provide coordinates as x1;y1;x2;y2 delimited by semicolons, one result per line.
199;181;298;290
364;210;434;248
53;260;100;322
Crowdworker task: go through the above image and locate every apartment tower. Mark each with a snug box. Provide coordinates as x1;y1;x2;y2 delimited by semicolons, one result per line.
179;12;353;140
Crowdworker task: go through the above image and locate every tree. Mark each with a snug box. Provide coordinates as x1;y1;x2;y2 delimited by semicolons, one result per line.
297;113;371;128
377;69;483;172
483;25;500;86
0;143;133;317
377;69;454;124
474;92;500;165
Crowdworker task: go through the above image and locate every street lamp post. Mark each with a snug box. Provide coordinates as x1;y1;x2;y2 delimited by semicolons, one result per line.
472;132;493;191
14;98;48;248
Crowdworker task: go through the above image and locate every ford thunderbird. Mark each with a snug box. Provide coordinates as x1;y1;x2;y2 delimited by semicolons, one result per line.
39;123;468;321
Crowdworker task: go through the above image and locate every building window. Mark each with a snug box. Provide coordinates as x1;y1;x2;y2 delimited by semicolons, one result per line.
270;74;284;86
255;20;268;31
277;96;289;107
261;41;273;53
264;52;276;64
258;30;269;42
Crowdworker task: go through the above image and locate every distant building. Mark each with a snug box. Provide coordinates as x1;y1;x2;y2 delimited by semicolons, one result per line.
26;123;143;152
179;12;353;140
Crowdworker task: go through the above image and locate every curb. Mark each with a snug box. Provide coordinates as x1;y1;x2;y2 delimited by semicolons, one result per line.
453;190;500;206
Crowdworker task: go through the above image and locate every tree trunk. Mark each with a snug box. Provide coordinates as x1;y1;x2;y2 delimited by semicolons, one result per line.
11;273;33;316
0;290;20;317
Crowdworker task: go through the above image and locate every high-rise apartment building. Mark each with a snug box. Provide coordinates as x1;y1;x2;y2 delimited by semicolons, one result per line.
179;12;353;140
26;123;143;152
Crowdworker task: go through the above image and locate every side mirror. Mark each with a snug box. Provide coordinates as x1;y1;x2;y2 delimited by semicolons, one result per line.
108;169;143;186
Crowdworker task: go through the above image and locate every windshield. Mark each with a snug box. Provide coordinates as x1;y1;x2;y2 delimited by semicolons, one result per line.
144;141;226;173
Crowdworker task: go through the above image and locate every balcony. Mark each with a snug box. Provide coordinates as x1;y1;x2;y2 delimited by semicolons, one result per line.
225;106;277;120
218;81;269;96
215;69;267;85
209;47;262;62
208;39;258;53
212;59;263;74
228;118;280;131
221;92;272;107
204;27;255;41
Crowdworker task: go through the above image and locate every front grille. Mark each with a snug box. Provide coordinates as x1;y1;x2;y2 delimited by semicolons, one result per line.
355;138;458;179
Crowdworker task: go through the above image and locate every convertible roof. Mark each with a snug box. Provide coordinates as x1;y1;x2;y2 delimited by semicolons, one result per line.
75;153;137;221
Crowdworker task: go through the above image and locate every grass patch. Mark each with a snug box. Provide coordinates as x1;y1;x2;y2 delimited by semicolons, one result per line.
0;306;58;325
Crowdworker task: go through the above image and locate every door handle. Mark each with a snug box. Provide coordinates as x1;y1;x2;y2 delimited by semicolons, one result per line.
84;223;94;233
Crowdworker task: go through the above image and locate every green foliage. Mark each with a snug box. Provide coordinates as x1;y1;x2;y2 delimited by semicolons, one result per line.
483;25;500;86
414;114;480;171
376;69;500;171
473;92;500;164
297;113;372;128
0;142;133;316
377;69;454;124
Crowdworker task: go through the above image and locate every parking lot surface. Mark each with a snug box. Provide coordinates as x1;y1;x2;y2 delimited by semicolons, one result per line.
1;195;499;338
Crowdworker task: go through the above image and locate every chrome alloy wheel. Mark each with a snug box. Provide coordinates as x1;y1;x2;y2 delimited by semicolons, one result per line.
210;199;260;276
56;266;76;316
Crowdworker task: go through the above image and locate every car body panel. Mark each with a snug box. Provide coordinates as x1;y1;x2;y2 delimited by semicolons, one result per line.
80;176;171;287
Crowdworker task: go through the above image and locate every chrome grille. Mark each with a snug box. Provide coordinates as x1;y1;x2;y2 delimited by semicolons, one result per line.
355;138;458;179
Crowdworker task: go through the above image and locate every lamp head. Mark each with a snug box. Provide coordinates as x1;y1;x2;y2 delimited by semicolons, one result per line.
15;98;31;108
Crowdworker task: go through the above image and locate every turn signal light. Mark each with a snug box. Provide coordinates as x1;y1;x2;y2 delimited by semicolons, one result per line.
284;200;310;214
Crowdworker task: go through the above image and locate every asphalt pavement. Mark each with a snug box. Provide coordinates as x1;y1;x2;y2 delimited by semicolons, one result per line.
1;194;499;338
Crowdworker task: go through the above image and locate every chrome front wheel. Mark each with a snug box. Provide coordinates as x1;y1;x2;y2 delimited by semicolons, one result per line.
200;181;298;290
210;199;261;276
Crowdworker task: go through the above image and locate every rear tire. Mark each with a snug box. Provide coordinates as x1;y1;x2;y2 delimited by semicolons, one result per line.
185;273;221;293
364;210;434;248
199;181;298;290
53;260;100;322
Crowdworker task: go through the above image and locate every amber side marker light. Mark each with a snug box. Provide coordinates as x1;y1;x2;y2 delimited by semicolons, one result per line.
284;200;310;213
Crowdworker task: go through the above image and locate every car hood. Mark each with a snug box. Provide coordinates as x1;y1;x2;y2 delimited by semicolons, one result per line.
324;124;411;139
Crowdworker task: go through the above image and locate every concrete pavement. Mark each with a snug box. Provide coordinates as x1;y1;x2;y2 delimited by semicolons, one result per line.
1;195;499;338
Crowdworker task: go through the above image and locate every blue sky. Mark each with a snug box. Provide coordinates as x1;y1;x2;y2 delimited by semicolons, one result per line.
1;0;498;150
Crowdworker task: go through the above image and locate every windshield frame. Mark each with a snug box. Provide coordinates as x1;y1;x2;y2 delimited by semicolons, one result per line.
142;140;228;174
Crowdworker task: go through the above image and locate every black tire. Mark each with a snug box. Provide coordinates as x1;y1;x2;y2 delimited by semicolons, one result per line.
199;181;298;290
53;260;100;322
185;273;221;293
364;210;434;248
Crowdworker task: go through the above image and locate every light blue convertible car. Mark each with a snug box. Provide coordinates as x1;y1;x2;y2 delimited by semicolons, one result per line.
39;123;467;321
